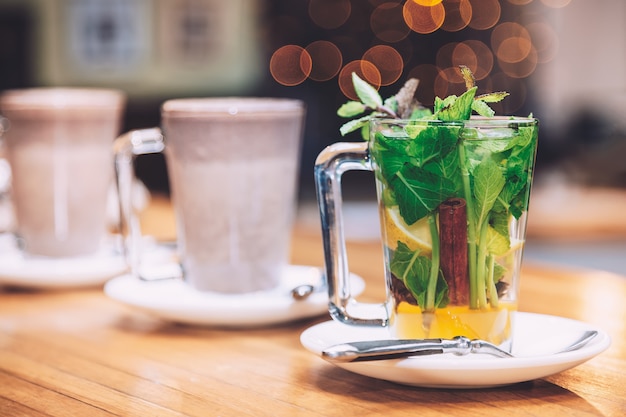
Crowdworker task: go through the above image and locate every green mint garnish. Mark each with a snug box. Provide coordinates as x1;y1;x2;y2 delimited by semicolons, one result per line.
339;67;537;312
338;65;509;136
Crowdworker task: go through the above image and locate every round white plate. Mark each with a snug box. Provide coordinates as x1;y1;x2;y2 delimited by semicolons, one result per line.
104;265;365;327
300;312;611;388
0;234;127;289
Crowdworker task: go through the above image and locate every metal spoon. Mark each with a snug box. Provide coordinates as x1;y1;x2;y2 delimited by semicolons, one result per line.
322;330;598;362
291;284;317;300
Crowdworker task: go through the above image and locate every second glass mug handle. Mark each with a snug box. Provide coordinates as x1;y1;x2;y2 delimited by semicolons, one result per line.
314;141;388;327
113;128;165;276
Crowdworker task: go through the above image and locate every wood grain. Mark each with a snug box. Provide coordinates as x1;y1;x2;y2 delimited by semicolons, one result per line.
0;196;624;417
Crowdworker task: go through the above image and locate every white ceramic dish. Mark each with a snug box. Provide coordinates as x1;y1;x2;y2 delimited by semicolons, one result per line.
0;234;127;289
104;265;365;327
300;311;611;388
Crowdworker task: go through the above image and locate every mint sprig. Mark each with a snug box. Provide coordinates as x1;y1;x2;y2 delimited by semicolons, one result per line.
338;66;509;136
340;67;536;312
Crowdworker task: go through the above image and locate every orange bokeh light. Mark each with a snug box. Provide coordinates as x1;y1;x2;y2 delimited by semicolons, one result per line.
370;2;411;43
468;0;500;30
453;40;493;80
413;0;444;5
362;45;404;86
491;22;532;64
269;45;312;87
305;41;343;82
498;46;538;79
339;60;382;100
403;0;445;34
441;0;472;32
526;21;559;63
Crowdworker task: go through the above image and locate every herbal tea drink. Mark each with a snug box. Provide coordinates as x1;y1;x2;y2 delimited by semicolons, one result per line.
115;98;305;293
317;117;537;348
0;88;125;257
374;118;538;346
315;70;538;350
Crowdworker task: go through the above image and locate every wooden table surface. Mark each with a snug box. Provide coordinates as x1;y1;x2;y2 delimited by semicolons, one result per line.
1;198;625;417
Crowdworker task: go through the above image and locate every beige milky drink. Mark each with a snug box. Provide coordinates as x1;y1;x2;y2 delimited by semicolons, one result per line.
0;88;125;257
162;98;305;293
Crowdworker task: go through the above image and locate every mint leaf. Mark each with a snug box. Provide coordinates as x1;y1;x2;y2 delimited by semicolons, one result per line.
352;72;382;109
472;100;495;117
437;87;477;121
392;165;457;224
486;226;510;256
407;124;458;167
339;115;371;136
476;92;509;103
473;158;506;229
460;65;475;89
337;101;367;118
372;133;412;180
391;242;449;308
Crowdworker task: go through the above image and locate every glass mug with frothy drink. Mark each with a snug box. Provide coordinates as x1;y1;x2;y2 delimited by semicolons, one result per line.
0;88;125;257
115;98;305;293
315;117;538;350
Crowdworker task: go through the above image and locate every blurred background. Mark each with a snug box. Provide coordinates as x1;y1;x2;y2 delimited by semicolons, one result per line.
1;0;626;272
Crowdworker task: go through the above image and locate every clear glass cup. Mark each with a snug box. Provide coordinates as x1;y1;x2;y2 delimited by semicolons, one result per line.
0;88;126;257
115;97;306;293
315;116;538;350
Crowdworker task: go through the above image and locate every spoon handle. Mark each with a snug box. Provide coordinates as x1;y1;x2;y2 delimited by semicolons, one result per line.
322;336;513;362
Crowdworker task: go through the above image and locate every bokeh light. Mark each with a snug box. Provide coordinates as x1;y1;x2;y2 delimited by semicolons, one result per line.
339;60;382;100
403;0;445;34
526;22;559;63
434;66;465;98
436;42;458;72
413;0;444;5
269;0;571;114
269;45;312;87
468;0;500;30
441;0;472;32
370;2;411;43
362;45;404;86
308;0;352;30
498;45;538;78
452;40;493;80
491;22;532;64
305;41;343;81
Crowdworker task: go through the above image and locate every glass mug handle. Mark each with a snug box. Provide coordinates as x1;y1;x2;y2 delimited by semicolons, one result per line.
314;141;387;327
113;128;165;276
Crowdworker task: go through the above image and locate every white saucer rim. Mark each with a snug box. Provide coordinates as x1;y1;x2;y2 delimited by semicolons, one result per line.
0;248;127;288
104;265;366;327
299;312;611;387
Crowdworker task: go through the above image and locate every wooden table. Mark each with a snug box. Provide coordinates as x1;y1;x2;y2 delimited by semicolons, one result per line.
1;199;625;417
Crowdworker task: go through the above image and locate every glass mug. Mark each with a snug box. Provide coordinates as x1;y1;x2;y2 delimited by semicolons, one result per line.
315;117;538;350
115;97;305;293
0;88;126;257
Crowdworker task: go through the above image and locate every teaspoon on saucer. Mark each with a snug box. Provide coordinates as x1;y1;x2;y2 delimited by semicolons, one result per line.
322;331;598;362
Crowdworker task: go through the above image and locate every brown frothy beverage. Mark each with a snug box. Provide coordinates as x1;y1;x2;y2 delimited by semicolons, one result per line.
161;98;305;293
0;88;125;257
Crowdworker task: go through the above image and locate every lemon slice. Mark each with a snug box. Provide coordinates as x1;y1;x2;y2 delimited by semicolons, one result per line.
382;206;432;253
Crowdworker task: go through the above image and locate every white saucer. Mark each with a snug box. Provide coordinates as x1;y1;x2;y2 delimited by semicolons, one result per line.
300;312;611;388
0;234;128;289
104;265;365;327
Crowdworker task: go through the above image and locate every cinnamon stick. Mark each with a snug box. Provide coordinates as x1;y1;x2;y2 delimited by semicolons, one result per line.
439;198;469;305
